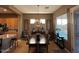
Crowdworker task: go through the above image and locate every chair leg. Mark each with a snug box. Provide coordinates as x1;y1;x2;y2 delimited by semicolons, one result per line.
15;40;18;47
28;46;30;53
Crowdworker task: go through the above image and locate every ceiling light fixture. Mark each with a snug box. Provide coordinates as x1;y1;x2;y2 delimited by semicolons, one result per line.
3;9;7;12
45;6;49;9
37;5;40;19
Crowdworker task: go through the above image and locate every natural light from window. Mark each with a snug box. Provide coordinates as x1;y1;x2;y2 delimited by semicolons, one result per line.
62;19;67;25
40;19;45;24
57;19;62;25
30;19;36;24
56;14;68;40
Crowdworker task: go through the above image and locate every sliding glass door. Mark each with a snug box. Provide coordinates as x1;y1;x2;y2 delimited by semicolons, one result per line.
56;14;68;40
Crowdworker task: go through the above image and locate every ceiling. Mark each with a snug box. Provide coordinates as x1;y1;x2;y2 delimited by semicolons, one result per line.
0;6;14;13
13;5;62;14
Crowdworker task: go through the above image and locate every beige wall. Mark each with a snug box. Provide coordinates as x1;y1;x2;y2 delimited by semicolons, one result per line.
18;14;23;38
23;14;53;34
23;14;52;19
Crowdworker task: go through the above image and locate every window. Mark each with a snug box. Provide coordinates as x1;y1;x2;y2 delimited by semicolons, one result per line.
40;19;46;24
62;19;67;25
56;14;68;40
57;19;62;25
30;19;36;24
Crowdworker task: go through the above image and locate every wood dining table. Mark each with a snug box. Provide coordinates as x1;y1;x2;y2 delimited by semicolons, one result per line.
28;34;48;53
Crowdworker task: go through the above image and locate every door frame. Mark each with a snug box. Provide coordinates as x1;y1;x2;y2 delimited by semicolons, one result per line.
70;6;79;52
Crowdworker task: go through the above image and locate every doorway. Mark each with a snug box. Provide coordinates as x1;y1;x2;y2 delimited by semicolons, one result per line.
74;11;79;52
